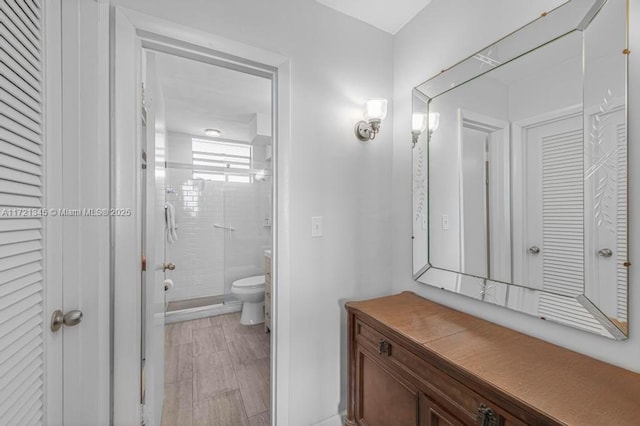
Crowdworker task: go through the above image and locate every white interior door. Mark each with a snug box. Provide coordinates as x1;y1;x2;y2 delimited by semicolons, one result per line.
522;115;584;294
58;1;112;424
461;127;489;278
459;111;510;285
584;106;627;320
1;1;111;424
112;7;149;425
0;1;54;424
141;50;167;426
514;111;616;335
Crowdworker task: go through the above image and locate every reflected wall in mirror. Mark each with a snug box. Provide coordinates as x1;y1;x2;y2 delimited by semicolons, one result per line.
412;0;628;339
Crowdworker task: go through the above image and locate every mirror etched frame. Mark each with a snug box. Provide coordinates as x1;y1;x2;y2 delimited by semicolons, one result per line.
412;0;629;340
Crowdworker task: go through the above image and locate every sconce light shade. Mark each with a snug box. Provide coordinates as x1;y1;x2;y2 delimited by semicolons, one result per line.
412;113;427;133
428;113;440;133
412;112;441;148
355;97;389;142
363;98;388;122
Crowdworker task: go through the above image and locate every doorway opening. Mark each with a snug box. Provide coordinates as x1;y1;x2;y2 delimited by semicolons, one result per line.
142;47;275;425
112;10;287;424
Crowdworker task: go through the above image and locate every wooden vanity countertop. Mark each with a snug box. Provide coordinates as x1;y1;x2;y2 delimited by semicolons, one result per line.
346;292;640;425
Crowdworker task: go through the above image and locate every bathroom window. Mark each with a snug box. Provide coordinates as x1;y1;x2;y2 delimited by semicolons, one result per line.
192;138;252;183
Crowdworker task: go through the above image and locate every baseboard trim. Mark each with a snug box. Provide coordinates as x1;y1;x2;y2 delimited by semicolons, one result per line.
164;301;242;324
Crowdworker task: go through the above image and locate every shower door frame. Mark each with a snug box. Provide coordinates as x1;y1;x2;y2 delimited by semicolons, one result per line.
111;7;291;425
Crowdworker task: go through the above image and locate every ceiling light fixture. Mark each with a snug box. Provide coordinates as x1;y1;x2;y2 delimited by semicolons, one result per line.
354;98;388;142
205;129;222;138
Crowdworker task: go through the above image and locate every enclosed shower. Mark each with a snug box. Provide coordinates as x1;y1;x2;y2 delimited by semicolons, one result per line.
163;150;272;319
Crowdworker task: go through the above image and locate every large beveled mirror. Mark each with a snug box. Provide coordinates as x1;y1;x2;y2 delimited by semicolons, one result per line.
412;0;629;339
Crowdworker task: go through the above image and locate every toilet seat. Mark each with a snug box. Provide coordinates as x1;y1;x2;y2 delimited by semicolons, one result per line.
232;275;265;290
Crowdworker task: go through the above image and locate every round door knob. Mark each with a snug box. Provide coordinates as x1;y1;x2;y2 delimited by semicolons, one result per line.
51;309;83;332
63;310;83;326
528;246;540;254
163;262;176;271
598;248;613;258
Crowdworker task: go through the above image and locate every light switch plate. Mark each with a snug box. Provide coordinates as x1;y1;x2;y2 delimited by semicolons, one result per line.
311;216;323;237
442;214;449;230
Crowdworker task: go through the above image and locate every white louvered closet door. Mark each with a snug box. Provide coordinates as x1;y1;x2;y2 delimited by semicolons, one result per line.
0;0;49;424
524;115;607;335
588;107;627;322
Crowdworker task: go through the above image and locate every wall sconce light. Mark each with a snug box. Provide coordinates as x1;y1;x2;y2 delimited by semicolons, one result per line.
411;113;427;147
411;112;440;147
355;98;388;142
429;113;440;134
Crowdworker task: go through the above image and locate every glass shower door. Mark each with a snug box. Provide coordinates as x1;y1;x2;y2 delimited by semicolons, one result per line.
164;169;227;309
222;177;272;301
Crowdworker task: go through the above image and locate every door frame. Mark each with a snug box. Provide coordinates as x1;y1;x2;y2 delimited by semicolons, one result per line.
456;108;510;283
111;7;292;425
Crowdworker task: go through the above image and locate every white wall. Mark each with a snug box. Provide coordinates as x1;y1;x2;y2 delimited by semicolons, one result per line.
110;0;394;423
393;0;640;372
165;131;193;164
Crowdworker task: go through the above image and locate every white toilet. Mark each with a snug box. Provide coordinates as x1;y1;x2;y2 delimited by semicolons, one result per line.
230;275;265;325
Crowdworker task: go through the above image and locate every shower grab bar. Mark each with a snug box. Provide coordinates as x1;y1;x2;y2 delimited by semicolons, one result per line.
213;224;236;231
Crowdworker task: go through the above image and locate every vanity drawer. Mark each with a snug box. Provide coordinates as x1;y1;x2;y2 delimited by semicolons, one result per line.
355;320;524;426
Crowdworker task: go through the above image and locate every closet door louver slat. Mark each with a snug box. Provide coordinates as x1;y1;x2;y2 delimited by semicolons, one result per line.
0;33;41;81
0;102;42;137
0;0;45;424
0;75;41;114
0;87;42;129
0;2;40;45
0;8;40;62
0;62;41;106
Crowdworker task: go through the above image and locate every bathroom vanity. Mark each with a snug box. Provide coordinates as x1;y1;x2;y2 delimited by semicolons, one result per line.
345;292;640;425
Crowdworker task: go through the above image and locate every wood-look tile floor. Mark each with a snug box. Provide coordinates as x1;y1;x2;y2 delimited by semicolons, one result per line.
163;313;270;426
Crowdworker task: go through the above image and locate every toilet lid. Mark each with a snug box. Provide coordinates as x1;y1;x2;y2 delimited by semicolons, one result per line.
233;275;265;289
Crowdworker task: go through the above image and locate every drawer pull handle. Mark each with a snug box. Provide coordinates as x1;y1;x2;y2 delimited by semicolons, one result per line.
378;339;390;356
476;403;498;426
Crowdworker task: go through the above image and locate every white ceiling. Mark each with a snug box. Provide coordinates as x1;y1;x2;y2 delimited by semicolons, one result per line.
154;52;272;142
315;0;433;34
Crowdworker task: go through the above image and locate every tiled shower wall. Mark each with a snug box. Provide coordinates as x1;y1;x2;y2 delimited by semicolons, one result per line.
165;167;271;302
